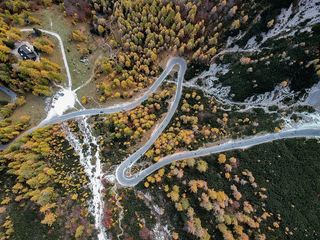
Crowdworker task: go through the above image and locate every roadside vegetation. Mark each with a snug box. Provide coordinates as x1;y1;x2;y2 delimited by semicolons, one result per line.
107;138;320;240
0;125;94;240
216;27;320;101
92;84;281;169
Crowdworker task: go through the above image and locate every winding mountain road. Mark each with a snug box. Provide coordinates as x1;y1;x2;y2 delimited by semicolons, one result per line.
36;58;186;127
117;128;320;186
3;29;320;187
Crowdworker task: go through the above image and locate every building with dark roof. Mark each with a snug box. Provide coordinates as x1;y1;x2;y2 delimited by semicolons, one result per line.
17;44;37;61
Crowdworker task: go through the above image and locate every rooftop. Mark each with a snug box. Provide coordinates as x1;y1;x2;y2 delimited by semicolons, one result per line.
18;44;37;61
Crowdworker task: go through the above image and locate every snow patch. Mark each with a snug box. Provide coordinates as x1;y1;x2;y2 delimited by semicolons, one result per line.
45;88;77;120
284;111;320;129
245;0;320;49
186;63;295;109
186;0;320;111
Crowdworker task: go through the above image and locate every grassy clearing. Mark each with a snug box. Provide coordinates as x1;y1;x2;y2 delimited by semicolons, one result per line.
9;32;67;127
9;94;46;126
0;92;10;104
31;5;106;90
6;5;109;127
21;31;68;85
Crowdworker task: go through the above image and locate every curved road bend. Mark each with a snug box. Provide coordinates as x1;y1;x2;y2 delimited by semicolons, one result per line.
28;57;187;129
116;128;320;186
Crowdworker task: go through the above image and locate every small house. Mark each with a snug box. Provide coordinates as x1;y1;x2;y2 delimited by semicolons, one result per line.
17;44;37;61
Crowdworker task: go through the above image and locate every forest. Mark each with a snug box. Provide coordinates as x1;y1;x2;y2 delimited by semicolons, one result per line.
89;0;254;101
111;138;320;240
0;0;319;239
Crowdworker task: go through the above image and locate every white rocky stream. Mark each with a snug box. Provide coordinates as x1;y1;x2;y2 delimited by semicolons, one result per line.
20;29;109;240
63;118;107;240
